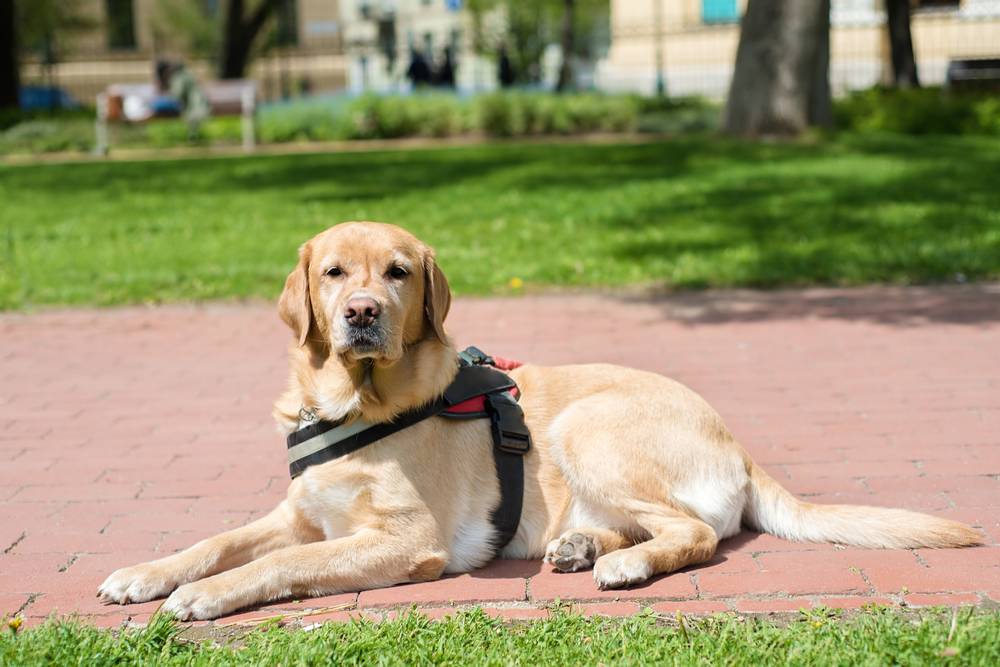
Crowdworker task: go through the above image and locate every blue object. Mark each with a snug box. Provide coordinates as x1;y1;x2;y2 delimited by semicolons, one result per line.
19;86;79;111
446;0;462;11
703;0;739;24
151;95;182;116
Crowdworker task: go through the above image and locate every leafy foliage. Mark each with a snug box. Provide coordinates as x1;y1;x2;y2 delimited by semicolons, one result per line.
835;87;1000;136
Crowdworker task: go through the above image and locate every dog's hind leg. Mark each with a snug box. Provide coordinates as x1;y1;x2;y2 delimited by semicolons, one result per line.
591;506;717;590
544;527;632;572
98;500;322;605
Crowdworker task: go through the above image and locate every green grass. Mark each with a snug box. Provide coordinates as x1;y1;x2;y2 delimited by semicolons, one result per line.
3;608;999;666
2;133;1000;310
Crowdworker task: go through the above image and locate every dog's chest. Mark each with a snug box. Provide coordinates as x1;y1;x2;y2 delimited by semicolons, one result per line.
445;516;496;573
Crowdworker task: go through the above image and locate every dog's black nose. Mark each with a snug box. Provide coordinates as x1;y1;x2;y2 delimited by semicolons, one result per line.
344;297;381;327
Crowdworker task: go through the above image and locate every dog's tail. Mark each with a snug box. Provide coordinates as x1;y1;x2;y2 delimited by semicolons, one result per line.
743;462;982;549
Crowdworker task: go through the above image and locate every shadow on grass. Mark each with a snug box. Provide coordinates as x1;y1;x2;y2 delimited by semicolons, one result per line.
4;134;999;312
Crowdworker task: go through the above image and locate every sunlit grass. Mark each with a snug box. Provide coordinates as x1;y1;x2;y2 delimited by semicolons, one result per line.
2;133;999;309
3;607;999;666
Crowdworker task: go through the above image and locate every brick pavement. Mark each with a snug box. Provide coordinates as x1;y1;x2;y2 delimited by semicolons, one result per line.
2;285;999;628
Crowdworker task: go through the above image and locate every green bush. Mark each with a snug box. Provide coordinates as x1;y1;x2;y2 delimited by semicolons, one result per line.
475;92;644;137
835;86;1000;135
0;92;719;155
258;101;345;143
0;119;93;154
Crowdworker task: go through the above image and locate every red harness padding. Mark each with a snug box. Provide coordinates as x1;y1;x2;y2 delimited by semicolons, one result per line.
442;356;523;417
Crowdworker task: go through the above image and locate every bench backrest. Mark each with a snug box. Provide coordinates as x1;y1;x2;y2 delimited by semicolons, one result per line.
101;80;257;120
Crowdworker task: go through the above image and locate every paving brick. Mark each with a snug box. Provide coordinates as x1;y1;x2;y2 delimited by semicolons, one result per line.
65;551;166;578
865;475;999;494
734;598;813;613
722;532;837;554
698;566;868;598
687;552;760;574
15;530;163;555
0;554;73;592
866;565;1000;594
530;569;696;602
1;594;30;617
358;573;527;608
25;592;162;619
3;287;999;622
915;546;1000;568
12;482;142;503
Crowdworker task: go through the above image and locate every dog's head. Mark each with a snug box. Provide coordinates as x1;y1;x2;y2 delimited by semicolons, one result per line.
278;222;451;366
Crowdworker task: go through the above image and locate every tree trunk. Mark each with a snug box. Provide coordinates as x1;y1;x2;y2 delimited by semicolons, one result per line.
219;0;281;80
556;0;575;92
724;0;832;137
886;0;919;88
0;0;19;110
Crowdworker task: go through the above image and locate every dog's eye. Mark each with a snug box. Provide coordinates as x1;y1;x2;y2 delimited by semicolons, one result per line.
325;267;343;277
388;266;408;279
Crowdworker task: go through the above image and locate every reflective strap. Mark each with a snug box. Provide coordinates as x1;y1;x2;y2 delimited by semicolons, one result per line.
287;417;375;467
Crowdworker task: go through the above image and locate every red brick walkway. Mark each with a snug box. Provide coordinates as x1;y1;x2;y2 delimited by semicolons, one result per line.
2;285;999;628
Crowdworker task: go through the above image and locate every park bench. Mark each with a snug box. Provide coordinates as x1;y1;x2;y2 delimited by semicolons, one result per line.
946;58;1000;93
94;79;257;155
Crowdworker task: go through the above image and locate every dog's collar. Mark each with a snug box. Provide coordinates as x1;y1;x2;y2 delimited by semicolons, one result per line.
286;347;531;553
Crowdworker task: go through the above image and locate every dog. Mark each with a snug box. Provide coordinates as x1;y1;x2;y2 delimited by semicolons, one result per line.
98;221;982;620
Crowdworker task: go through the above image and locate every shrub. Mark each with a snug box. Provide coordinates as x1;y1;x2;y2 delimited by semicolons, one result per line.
475;93;643;137
0;119;93;154
835;87;1000;135
475;93;527;137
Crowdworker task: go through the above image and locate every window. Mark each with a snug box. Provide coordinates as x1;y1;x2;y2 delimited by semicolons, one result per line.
106;0;136;50
702;0;739;24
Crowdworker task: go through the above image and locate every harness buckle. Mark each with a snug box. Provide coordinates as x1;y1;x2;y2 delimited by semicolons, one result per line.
486;392;531;455
459;346;495;367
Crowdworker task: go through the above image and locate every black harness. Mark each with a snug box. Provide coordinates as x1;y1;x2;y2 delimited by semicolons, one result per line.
285;347;531;553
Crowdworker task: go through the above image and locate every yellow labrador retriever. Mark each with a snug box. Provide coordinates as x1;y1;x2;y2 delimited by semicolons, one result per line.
98;222;981;620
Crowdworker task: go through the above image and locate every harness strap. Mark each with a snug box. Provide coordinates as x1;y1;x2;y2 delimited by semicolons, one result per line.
285;349;531;554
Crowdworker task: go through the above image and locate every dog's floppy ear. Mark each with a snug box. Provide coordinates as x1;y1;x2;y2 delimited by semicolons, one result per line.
278;242;314;346
423;252;451;344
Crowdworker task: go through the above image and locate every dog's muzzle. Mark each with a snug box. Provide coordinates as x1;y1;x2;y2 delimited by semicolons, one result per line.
345;323;386;352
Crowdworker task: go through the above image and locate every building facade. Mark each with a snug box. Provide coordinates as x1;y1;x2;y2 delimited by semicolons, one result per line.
596;0;1000;98
20;0;349;104
338;0;503;93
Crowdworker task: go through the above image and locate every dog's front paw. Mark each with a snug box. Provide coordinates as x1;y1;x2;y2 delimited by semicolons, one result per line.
161;581;229;621
545;532;597;572
98;563;178;605
593;551;652;590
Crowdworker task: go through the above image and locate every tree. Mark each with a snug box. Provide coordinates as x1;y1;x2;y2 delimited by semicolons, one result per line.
219;0;284;79
555;0;575;91
724;0;832;137
14;0;94;109
155;0;222;61
886;0;919;88
0;0;18;110
468;0;607;88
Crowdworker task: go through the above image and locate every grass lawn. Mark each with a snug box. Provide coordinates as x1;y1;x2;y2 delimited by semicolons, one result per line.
2;133;999;309
3;608;999;666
